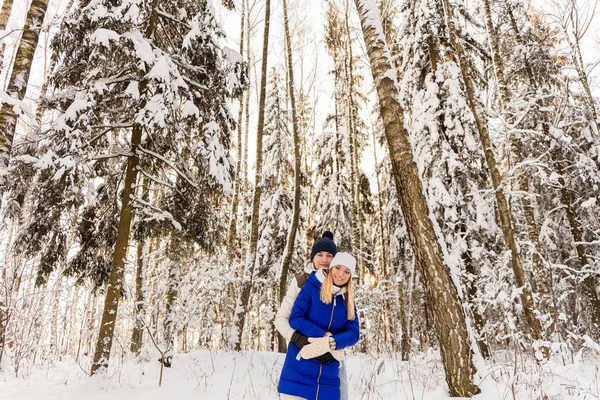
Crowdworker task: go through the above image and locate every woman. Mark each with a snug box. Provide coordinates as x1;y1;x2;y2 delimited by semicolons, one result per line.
278;252;360;400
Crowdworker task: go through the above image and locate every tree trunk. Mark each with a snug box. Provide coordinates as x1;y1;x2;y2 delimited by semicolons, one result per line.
239;0;252;270
397;281;410;360
0;224;13;366
76;289;92;361
0;0;49;192
35;0;77;126
503;3;572;337
162;259;180;367
463;224;490;359
0;264;6;366
90;0;160;374
372;131;388;277
227;0;247;264
233;0;271;352
50;273;64;357
130;232;149;356
565;30;599;129
345;0;365;283
440;0;544;344
353;1;479;396
90;123;143;374
63;283;79;356
0;0;13;30
277;0;302;354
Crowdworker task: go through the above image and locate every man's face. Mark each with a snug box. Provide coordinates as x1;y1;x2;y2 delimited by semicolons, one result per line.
313;252;334;269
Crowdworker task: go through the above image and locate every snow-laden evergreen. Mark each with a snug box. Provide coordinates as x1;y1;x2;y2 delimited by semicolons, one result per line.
6;0;244;285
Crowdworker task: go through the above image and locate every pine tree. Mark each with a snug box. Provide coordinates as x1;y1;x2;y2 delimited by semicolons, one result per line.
256;70;294;273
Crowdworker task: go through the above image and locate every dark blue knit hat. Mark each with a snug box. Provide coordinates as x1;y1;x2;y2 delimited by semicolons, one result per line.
310;231;337;261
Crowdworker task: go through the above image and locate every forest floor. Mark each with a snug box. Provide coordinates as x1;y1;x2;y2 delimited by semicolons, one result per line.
1;348;599;399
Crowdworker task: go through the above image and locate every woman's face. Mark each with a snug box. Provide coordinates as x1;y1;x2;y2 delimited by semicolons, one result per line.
313;251;334;269
331;264;351;286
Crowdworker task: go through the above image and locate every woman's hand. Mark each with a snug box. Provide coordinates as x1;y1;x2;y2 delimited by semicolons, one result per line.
328;336;336;350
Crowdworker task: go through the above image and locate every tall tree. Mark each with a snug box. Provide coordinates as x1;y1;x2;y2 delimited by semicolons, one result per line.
353;0;479;396
227;0;248;264
277;0;303;353
0;0;49;196
233;0;272;351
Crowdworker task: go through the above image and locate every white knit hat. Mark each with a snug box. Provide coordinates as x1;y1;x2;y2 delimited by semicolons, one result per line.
329;252;356;276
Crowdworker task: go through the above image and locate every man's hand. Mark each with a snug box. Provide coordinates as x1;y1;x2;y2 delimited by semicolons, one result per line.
316;352;335;364
290;331;310;350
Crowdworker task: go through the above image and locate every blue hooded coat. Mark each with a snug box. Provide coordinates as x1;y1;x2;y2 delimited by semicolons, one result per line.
278;270;360;400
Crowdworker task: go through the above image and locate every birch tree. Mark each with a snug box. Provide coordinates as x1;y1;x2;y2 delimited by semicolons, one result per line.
0;0;13;30
0;0;49;195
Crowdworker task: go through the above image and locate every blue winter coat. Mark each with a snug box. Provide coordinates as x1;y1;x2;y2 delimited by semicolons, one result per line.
278;271;360;400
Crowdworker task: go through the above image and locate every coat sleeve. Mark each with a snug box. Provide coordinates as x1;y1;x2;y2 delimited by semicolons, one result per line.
274;279;299;341
289;285;327;338
332;306;360;349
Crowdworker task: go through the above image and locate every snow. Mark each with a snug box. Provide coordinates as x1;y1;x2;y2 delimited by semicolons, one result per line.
90;28;120;47
181;100;200;119
222;46;243;64
125;81;140;100
580;197;596;208
2;349;600;399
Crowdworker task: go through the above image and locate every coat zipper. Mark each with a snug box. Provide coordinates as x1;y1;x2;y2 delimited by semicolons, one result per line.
317;295;337;400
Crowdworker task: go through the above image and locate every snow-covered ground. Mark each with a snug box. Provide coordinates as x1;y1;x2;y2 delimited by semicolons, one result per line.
1;348;599;399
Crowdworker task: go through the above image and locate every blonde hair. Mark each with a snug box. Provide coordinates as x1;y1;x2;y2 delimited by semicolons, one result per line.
320;270;355;320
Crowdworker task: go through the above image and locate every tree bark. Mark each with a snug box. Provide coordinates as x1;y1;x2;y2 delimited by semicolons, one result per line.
0;0;49;192
130;225;149;356
227;0;247;264
90;123;143;374
233;0;271;352
441;0;544;343
35;0;77;126
277;0;302;354
345;0;365;283
397;281;410;360
0;263;6;366
162;258;180;367
353;1;479;396
0;0;13;30
372;130;388;277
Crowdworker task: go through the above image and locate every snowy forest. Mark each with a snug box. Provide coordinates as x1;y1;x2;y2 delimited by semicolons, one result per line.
1;0;600;398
